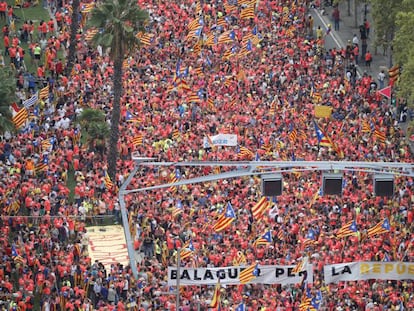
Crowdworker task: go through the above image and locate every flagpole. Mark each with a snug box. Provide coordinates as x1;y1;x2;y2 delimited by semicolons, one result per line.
176;247;181;311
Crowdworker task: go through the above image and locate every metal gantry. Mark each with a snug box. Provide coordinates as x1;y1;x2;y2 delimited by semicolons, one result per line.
118;153;414;282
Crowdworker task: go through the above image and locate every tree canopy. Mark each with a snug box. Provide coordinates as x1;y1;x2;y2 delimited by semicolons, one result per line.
0;67;17;134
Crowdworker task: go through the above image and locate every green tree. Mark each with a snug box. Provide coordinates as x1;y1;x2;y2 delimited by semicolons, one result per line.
391;0;414;108
0;67;17;134
370;0;403;66
66;0;81;76
77;108;109;148
87;0;149;181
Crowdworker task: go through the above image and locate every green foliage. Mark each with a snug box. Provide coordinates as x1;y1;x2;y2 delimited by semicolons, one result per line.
88;121;110;140
0;67;16;134
371;0;403;43
394;9;414;65
397;51;414;107
391;0;414;105
77;108;109;143
86;0;149;58
78;108;106;126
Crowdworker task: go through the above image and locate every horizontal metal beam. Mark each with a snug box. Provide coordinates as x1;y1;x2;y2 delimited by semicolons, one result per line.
137;160;414;171
120;163;414;195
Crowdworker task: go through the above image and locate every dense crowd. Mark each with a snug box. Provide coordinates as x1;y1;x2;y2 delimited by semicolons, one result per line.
0;0;413;310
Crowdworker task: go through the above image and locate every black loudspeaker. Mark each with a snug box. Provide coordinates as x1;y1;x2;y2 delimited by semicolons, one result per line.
374;175;394;197
322;173;343;195
261;174;283;196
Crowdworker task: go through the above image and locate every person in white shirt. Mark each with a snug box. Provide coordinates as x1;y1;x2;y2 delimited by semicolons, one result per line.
352;34;359;45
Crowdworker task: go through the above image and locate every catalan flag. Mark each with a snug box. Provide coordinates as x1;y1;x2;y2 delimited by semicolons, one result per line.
224;2;237;13
240;6;255;19
238;39;252;58
217;30;235;45
172;128;180;140
104;171;114;190
367;218;391;237
207;97;216;112
251;197;270;220
216;17;228;28
212;202;236;232
125;111;141;123
261;143;272;155
41;138;52;151
239;263;259;284
277;230;285;241
188;92;202;103
361;120;371;133
210;279;221;308
12;107;28;129
85;28;98;41
288;124;297;143
299;295;313;311
235;303;246;311
180;240;195;261
187;17;203;31
35;155;49;172
313;120;332;147
291;256;309;274
238;0;256;5
253;230;272;247
132;134;143;146
168;168;182;193
233;251;247;266
12;245;25;265
172;199;183;218
238;146;254;159
73;129;81;145
335;220;358;239
186;27;203;40
81;2;95;13
136;32;153;46
374;128;386;143
388;65;400;84
39;85;49;99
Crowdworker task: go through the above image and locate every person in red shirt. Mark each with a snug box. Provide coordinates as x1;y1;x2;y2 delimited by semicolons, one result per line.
3;34;9;56
0;1;7;21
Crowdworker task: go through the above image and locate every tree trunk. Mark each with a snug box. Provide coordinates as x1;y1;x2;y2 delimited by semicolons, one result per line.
107;56;123;182
354;0;358;28
65;0;81;76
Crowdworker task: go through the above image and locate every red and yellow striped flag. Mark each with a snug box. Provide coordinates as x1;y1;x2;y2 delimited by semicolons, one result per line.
132;134;143;146
12;107;28;129
240;6;255;19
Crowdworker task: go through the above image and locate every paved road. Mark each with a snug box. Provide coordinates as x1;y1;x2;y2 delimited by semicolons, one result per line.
310;1;414;152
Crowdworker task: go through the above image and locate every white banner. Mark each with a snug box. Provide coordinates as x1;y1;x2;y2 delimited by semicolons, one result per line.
167;264;313;286
324;262;414;284
206;134;238;147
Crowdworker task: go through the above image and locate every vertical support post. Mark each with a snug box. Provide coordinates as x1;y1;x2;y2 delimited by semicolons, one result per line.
119;165;139;279
176;248;181;310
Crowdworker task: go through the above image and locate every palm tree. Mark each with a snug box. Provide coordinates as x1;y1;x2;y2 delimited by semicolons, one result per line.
77;108;110;152
65;0;81;76
0;67;17;134
87;0;149;181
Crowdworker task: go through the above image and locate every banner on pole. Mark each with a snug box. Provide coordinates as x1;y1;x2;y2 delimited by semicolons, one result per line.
167;264;313;286
324;262;414;284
